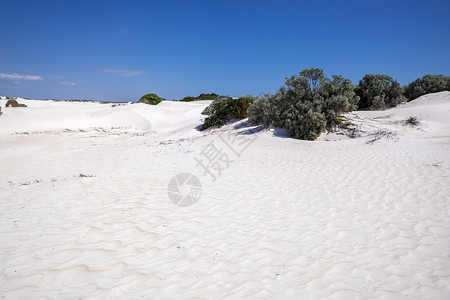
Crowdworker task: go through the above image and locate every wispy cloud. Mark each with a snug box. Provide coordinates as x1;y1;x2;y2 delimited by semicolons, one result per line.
99;69;144;77
0;73;43;81
60;81;77;86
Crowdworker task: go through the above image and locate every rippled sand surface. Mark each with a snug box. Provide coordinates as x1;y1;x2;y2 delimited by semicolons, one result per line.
1;93;449;299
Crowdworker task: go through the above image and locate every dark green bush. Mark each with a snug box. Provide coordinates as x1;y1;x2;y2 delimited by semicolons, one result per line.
202;99;230;129
248;67;359;140
202;95;228;116
180;96;196;102
138;93;163;105
356;74;405;110
404;74;450;101
201;95;255;130
283;109;326;140
198;93;219;100
226;96;254;119
5;99;27;107
180;93;219;102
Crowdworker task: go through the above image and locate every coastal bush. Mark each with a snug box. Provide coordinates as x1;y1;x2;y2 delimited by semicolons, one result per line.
5;99;27;107
202;99;230;129
198;93;219;100
226;95;254;119
248;67;359;140
201;95;229;116
180;93;219;102
247;93;280;126
180;96;196;102
201;95;255;130
138;93;163;105
319;75;360;128
356;74;405;110
404;74;450;101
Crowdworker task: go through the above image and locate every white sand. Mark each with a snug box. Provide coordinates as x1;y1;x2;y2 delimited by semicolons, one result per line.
0;92;449;299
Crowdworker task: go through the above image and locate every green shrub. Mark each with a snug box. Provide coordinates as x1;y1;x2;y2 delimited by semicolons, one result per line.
138;93;163;105
283;109;326;140
226;96;254;119
404;74;450;101
201;95;230;116
248;67;359;140
180;96;196;102
202;100;230;129
180;93;219;102
320;75;360;128
198;93;219;100
201;95;255;130
356;74;405;110
5;99;27;107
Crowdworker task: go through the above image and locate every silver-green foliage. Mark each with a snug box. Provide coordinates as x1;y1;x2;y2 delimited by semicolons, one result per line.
201;96;231;116
248;68;359;140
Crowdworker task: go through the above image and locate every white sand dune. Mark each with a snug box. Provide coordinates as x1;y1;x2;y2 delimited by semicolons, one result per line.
0;99;210;137
0;93;449;299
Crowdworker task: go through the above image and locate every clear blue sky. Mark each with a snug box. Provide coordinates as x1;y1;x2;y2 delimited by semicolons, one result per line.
1;0;449;101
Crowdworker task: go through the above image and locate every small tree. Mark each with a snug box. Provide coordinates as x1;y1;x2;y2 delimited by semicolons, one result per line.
404;74;450;101
248;67;359;140
138;93;163;105
307;68;326;90
320;75;359;128
356;74;405;109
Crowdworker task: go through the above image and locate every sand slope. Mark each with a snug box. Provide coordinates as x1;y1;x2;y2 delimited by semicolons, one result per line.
0;93;449;299
0;99;210;138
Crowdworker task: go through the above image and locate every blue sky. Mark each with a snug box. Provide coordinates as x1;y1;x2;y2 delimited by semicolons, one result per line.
1;0;449;101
